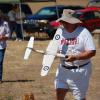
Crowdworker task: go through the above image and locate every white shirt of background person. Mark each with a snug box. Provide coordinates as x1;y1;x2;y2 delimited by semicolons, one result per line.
0;21;11;49
16;11;25;24
8;10;16;22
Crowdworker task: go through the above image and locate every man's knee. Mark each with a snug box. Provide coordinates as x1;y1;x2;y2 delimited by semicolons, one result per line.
56;88;68;100
81;98;86;100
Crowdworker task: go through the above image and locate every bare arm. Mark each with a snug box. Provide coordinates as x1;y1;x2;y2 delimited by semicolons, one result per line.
65;50;96;62
0;35;9;41
16;12;25;21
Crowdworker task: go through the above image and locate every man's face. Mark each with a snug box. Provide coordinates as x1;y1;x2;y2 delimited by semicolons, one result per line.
60;20;72;27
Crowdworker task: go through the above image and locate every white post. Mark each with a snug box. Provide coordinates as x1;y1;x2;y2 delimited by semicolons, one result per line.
55;0;59;19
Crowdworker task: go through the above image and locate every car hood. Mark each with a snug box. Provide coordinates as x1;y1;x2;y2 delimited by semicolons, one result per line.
25;14;56;20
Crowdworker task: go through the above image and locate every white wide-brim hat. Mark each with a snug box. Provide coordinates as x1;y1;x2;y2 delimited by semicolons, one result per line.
57;9;82;24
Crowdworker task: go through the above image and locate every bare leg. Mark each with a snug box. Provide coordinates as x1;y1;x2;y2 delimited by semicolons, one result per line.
81;98;86;100
56;88;68;100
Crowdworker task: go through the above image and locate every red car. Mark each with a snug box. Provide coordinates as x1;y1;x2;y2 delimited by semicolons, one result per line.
47;7;100;38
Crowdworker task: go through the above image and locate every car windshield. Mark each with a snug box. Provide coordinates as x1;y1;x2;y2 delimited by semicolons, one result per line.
72;12;83;19
36;8;56;16
74;10;100;21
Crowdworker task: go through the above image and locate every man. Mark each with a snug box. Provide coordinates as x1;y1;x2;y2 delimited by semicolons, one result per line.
0;10;11;83
15;5;25;41
8;5;16;39
53;9;96;100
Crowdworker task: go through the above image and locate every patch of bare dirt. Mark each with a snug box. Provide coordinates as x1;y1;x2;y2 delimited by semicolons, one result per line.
0;36;100;100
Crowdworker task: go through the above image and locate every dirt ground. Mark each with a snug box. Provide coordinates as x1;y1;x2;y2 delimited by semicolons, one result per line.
0;1;100;100
0;34;100;100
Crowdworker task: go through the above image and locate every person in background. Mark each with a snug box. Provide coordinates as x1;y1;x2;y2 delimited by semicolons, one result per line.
15;5;25;41
0;10;11;83
8;5;16;39
53;9;96;100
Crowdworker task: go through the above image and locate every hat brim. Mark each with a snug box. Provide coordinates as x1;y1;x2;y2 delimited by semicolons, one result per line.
57;17;82;24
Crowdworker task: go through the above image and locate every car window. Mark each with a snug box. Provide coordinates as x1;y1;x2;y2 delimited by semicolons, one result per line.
94;11;100;18
37;8;56;16
77;12;95;21
73;11;95;21
84;12;95;20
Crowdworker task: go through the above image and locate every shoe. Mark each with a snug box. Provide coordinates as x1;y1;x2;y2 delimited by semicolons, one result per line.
15;38;19;41
18;39;23;42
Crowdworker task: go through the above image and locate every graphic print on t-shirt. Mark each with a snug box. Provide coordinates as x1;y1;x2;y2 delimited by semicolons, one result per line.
61;37;78;45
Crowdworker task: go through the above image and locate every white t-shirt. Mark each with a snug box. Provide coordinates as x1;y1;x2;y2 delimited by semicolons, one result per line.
8;10;16;21
0;21;11;49
16;11;25;24
53;26;96;66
